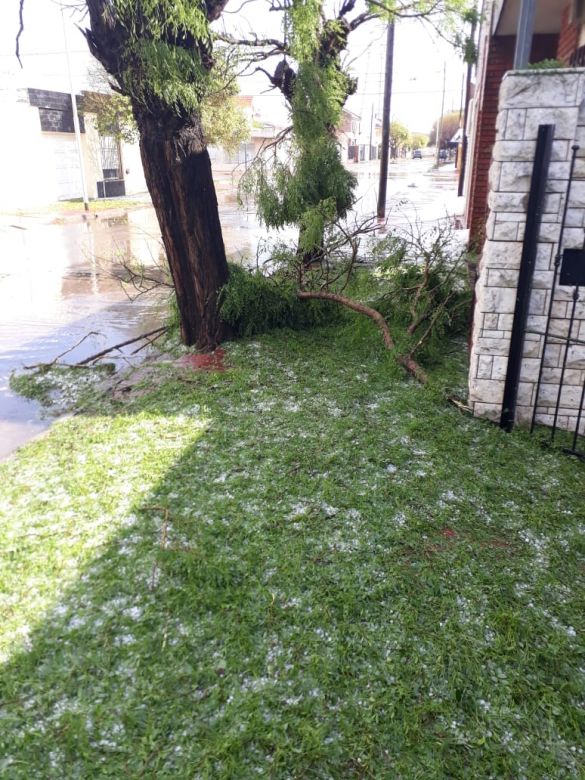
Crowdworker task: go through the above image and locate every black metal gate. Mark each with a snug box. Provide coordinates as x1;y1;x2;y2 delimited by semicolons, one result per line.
500;126;585;461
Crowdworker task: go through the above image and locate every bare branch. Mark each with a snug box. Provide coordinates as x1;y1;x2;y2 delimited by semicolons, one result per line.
349;12;377;31
16;0;25;68
221;0;258;13
215;31;288;54
75;327;168;366
298;290;395;350
23;332;100;370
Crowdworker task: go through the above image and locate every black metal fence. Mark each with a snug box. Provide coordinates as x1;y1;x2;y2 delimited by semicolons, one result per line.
500;128;585;460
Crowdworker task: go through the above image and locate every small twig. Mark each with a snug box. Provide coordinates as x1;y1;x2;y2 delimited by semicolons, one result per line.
448;396;473;414
15;0;25;67
23;331;100;370
75;327;167;366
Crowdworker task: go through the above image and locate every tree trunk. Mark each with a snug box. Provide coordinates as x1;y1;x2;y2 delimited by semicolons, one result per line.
135;110;231;350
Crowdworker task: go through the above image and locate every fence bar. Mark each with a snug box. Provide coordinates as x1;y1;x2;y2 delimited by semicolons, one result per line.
500;125;554;432
551;287;580;442
530;143;580;432
569;376;585;455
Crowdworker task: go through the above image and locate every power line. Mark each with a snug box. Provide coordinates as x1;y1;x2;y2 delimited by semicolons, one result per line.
0;50;88;57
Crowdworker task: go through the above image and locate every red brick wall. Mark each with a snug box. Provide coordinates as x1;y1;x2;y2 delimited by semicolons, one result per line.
557;4;580;64
467;34;559;247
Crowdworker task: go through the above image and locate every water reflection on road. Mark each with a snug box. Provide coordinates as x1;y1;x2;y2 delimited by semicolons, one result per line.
0;160;461;459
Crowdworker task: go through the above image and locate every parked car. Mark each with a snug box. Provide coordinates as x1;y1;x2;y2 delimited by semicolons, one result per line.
412;149;422;159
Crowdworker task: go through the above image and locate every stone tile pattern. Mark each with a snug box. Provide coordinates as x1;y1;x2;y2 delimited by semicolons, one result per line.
469;70;585;434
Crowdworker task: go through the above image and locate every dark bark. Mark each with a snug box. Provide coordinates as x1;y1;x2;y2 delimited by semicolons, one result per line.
135;109;231;349
83;0;232;351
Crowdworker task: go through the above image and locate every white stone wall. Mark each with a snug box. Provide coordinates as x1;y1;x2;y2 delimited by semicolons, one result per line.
469;70;585;433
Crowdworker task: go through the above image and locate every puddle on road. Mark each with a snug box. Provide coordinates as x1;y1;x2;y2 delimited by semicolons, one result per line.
0;210;167;460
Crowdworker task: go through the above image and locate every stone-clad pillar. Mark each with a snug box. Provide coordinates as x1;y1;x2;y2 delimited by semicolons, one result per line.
469;69;585;433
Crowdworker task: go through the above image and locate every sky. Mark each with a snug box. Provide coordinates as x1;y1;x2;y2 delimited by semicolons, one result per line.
0;0;468;136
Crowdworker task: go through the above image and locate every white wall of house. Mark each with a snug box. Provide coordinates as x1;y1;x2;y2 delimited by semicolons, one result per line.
0;96;59;209
120;140;148;196
0;90;148;210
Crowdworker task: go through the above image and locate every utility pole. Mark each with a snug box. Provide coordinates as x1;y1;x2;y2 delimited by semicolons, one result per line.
377;21;395;221
435;61;447;167
61;7;89;211
458;14;478;196
368;104;374;160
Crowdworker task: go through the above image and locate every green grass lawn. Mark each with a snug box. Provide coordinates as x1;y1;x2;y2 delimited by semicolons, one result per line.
0;321;584;778
1;196;152;217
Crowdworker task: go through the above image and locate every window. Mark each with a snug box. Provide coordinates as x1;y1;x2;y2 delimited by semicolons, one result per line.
99;136;122;180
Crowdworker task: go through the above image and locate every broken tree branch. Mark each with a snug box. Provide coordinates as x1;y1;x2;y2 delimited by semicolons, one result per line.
297;291;427;384
131;328;168;354
75;327;168;366
298;290;395;350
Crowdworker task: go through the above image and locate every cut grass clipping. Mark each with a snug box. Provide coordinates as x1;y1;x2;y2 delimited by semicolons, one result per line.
0;322;584;778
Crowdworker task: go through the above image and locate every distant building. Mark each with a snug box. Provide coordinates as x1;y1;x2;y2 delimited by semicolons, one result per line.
0;87;147;209
337;108;383;164
208;95;288;170
465;0;584;244
0;89;289;210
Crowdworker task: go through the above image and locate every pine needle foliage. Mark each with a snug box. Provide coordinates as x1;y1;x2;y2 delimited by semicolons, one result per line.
241;0;357;254
218;264;341;336
96;0;214;116
84;50;249;150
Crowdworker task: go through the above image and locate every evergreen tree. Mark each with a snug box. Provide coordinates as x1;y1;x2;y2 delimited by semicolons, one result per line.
81;0;234;349
233;0;474;259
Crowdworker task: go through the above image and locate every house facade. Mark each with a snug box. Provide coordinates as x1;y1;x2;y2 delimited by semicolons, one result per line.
208;95;288;171
0;87;146;210
0;89;288;210
465;0;585;443
465;0;585;246
337;108;383;164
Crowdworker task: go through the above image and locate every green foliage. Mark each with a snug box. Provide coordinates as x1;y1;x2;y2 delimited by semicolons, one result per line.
390;121;411;154
105;0;213;115
289;0;322;59
10;365;116;411
411;131;429;149
129;39;208;112
527;59;564;70
243;138;355;244
293;62;350;139
242;3;357;253
200;93;249;152
218;263;341;336
84;50;249;150
369;227;472;360
82;90;138;143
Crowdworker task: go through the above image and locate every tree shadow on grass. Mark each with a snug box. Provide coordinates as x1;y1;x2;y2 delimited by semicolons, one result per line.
1;334;585;778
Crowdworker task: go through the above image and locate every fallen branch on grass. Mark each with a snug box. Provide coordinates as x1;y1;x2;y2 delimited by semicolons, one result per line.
297;290;428;384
